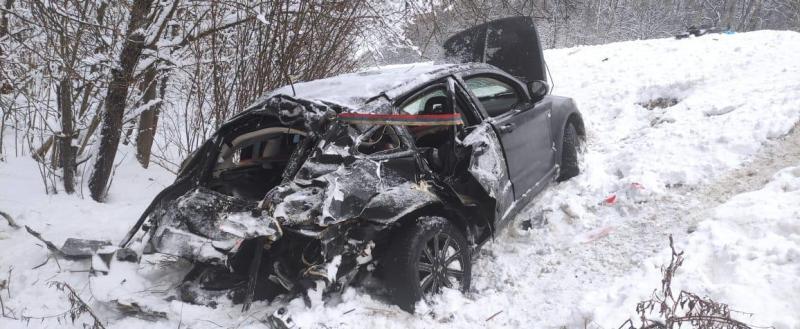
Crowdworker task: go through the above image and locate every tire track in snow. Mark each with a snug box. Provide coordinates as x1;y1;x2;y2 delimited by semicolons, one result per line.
685;123;800;227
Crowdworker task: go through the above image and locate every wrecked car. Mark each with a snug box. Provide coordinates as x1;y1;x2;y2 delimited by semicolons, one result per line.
118;16;585;311
675;24;723;39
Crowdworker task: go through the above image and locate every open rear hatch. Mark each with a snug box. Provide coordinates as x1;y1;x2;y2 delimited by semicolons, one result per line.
443;16;547;83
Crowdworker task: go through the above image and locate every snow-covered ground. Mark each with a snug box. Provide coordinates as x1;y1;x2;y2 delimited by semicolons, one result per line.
1;30;799;328
584;162;800;328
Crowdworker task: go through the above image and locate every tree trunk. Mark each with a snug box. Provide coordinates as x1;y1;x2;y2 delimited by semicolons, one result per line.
723;0;738;30
746;0;763;31
135;65;161;168
88;0;155;202
0;0;14;94
57;77;76;194
738;0;757;31
0;0;13;37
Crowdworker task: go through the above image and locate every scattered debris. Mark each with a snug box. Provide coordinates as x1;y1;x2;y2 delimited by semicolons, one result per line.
264;307;296;329
601;183;648;206
650;116;676;127
112;300;168;321
115;248;139;262
24;226;115;264
638;97;680;110
675;25;722;39
60;238;112;259
581;226;614;244
602;194;618;205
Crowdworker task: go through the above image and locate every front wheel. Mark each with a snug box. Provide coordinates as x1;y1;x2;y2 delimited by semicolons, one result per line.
557;122;581;182
381;216;471;312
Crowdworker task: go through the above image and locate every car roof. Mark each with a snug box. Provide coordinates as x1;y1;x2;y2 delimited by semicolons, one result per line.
261;62;495;110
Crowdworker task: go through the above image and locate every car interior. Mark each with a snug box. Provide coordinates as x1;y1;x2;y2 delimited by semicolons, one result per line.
357;125;402;155
401;87;457;148
399;85;499;227
210;127;307;201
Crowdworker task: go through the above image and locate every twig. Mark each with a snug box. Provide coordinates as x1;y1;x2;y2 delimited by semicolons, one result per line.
486;310;503;322
0;278;6;318
343;308;356;315
177;302;184;329
0;210;19;229
6;267;11;299
24;226;64;257
32;256;51;269
198;319;224;328
32;281;105;329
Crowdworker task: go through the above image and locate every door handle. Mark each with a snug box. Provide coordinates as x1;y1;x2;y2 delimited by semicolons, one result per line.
500;123;515;133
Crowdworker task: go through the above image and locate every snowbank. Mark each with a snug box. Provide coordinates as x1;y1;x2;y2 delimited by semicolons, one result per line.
547;29;800;191
582;164;800;329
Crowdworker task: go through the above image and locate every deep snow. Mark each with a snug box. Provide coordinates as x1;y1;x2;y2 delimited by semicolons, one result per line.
1;30;800;329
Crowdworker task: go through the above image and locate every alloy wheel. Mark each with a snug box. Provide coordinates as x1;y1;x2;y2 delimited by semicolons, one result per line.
418;232;465;294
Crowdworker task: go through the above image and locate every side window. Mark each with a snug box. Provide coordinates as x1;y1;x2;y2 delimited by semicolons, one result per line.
400;86;456;149
464;76;520;117
400;87;448;115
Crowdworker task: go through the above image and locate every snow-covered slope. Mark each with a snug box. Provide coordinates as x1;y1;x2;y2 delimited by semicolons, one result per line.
1;30;799;329
548;30;800;189
584;164;800;328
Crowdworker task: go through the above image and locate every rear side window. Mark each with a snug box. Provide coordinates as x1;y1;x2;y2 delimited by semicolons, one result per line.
400;88;448;115
464;76;520;117
399;86;457;149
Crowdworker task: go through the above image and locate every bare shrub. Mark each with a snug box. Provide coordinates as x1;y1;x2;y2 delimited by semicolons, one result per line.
20;281;105;329
620;236;753;329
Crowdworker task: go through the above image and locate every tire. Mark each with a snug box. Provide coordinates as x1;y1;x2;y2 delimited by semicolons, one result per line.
557;122;581;182
381;216;471;312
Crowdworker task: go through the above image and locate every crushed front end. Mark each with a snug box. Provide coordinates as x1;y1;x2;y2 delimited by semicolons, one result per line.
120;95;438;308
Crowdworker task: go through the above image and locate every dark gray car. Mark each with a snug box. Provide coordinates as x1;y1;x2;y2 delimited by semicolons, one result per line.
119;16;585;311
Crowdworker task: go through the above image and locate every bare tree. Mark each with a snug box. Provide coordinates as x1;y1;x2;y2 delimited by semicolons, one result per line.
89;0;171;201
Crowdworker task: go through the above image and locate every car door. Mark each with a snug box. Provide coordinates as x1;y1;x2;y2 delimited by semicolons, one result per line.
451;80;515;222
461;74;555;199
396;78;515;222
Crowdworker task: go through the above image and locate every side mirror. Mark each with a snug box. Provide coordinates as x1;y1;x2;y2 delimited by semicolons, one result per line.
528;80;549;101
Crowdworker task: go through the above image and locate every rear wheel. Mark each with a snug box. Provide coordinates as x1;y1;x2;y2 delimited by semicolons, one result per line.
382;216;471;312
557;122;581;181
